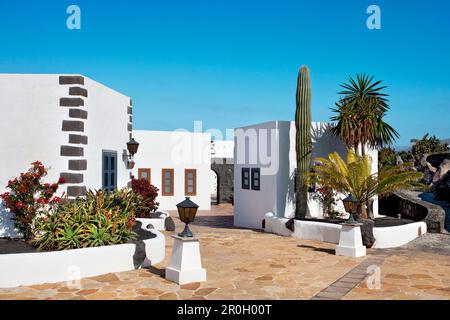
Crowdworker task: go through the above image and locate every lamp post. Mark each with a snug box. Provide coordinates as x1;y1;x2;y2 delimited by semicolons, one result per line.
336;194;366;257
166;197;206;284
342;194;359;224
176;197;199;238
126;137;139;170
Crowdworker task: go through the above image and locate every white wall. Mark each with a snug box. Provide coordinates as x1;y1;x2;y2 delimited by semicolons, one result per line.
132;130;211;210
211;140;234;159
234;121;280;229
83;77;132;191
0;74;68;194
233;120;379;229
0;74;132;196
0;74;132;237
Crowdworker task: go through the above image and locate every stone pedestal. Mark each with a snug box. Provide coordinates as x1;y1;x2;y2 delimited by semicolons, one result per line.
165;235;207;285
335;223;366;257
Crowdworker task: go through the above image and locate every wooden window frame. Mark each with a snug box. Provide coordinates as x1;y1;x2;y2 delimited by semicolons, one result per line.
138;168;151;183
242;168;250;190
251;168;260;191
185;169;197;196
161;168;174;196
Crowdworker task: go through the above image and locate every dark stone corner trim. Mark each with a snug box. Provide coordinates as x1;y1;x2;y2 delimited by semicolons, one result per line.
61;145;84;157
62;120;84;132
67;186;87;198
59;76;85;85
60;98;84;107
69;87;88;97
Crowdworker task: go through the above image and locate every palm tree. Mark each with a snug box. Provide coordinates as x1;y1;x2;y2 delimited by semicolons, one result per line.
331;74;399;155
311;150;424;219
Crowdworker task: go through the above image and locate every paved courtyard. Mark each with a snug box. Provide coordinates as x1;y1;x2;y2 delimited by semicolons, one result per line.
0;204;449;300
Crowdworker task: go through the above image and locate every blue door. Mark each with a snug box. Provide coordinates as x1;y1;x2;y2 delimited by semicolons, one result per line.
102;151;117;192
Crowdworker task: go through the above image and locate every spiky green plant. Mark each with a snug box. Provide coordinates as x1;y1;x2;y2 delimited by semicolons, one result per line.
310;150;425;219
33;188;140;251
295;66;312;219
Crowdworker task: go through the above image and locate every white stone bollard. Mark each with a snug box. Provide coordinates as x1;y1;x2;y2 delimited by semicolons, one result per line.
335;223;366;257
165;235;207;285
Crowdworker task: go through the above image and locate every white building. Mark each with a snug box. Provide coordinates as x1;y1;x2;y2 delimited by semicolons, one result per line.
211;140;234;159
233;120;378;230
0;74;133;198
132;130;211;210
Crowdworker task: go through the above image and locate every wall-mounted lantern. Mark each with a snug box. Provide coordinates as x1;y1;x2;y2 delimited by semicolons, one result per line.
126;137;139;170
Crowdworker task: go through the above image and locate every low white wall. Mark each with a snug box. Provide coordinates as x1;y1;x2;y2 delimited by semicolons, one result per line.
264;213;292;237
293;220;342;244
0;224;165;289
143;230;165;267
264;213;428;248
373;222;427;249
136;212;169;231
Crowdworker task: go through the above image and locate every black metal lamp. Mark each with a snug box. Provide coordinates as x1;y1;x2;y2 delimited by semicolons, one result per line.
126;137;139;170
126;137;139;158
176;197;199;237
342;194;359;224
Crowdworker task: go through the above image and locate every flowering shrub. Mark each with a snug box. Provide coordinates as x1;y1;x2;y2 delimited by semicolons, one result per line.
130;178;159;218
0;161;65;239
33;188;139;251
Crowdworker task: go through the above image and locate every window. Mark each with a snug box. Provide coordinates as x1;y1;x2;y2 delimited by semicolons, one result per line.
162;169;174;196
241;168;250;189
251;168;260;191
185;169;197;196
138;168;151;183
102;151;117;192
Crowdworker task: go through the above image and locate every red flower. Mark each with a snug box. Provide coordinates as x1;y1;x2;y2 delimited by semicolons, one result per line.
16;202;24;209
19;187;29;194
0;192;9;199
37;198;45;204
58;177;66;184
50;197;61;204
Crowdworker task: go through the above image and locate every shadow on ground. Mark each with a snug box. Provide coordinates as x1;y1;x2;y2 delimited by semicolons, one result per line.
297;244;335;255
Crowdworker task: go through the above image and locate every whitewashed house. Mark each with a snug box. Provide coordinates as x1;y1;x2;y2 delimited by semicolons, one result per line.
233;120;379;230
0;74;133;198
132;130;211;210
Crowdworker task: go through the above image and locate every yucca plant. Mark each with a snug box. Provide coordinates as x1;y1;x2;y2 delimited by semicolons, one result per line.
33;188;140;251
331;74;399;155
311;150;425;219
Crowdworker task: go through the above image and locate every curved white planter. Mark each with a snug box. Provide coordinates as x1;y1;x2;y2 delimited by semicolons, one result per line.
0;223;165;289
264;212;427;249
293;220;342;244
264;213;293;237
372;222;427;248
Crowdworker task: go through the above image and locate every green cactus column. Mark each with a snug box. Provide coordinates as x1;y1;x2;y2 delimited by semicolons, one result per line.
295;66;312;219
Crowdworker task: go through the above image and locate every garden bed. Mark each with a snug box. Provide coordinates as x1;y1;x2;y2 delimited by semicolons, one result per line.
0;220;165;289
0;221;156;255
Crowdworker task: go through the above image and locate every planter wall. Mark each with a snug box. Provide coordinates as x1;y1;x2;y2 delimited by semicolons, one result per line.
263;212;428;249
380;191;446;233
0;225;165;289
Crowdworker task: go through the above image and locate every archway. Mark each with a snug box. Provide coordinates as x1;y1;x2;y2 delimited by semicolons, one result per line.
210;169;220;205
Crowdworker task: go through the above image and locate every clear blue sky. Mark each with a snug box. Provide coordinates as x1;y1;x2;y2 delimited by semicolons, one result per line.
0;0;449;146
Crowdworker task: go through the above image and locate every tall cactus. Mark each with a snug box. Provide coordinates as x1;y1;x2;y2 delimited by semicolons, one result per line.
295;66;312;219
